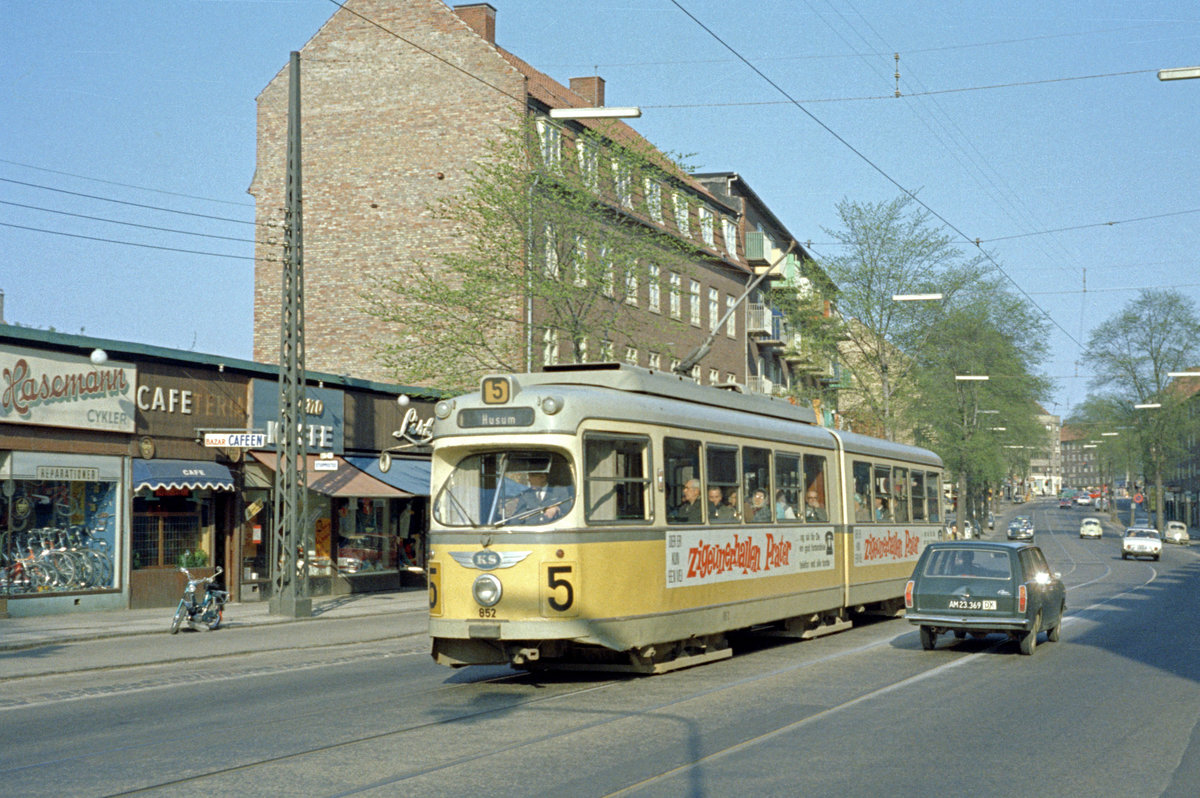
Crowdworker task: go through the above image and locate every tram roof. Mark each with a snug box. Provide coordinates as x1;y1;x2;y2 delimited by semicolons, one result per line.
518;363;820;426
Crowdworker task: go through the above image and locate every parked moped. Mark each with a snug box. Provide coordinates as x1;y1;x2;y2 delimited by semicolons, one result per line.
170;565;229;633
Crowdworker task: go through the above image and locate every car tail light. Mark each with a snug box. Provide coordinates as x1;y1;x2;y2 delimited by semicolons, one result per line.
904;580;914;609
1018;584;1027;614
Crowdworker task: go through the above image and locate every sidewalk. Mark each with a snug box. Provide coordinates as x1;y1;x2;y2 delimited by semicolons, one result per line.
0;588;429;653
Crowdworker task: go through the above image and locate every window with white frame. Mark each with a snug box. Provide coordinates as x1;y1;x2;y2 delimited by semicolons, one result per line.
542;328;560;366
669;273;682;319
649;352;661;371
691;364;701;384
644;178;663;223
577;136;599;190
722;218;738;257
689;279;701;326
536;118;562;168
725;295;736;337
625;265;638;305
625;346;638;365
602;246;615;297
612;158;632;208
648;264;661;313
709;367;720;385
600;339;614;361
543;223;559;278
572;235;588;287
699;206;715;246
708;287;719;329
578;337;589;363
670;357;681;373
673;193;690;236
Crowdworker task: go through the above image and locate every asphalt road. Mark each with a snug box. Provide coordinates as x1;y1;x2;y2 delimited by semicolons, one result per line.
2;499;1198;797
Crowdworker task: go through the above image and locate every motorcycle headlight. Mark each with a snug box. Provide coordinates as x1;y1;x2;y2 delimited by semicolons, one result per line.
472;574;502;607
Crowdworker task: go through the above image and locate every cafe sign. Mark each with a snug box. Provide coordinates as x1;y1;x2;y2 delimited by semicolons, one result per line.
1;345;136;433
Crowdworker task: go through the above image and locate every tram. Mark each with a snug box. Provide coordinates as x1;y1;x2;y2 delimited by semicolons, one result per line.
424;363;944;673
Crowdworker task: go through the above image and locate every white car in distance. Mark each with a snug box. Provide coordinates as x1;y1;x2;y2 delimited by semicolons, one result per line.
1164;521;1190;545
1079;518;1102;539
1122;528;1162;561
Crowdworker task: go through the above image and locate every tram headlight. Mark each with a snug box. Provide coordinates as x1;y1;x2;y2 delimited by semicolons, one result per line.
472;574;503;607
541;395;564;415
434;399;454;419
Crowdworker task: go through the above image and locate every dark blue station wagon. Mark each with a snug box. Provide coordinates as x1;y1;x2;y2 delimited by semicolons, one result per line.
905;541;1066;655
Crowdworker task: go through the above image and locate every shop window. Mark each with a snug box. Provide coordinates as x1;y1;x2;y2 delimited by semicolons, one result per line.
335;498;390;574
3;477;119;593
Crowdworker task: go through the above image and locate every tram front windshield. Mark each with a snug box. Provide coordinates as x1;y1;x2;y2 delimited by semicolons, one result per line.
434;451;575;528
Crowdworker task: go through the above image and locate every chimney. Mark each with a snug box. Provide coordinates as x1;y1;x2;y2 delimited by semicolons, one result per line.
453;3;496;45
569;76;605;107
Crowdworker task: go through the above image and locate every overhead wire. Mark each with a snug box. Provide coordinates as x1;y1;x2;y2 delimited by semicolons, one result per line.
667;0;1085;350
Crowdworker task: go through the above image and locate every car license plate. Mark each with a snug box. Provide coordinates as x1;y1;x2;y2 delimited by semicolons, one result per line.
947;599;997;610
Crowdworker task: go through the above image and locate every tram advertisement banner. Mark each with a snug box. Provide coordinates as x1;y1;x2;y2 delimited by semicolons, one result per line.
852;525;939;567
665;527;835;588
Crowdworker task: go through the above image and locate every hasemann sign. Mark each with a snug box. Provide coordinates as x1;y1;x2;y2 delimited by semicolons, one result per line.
0;345;137;433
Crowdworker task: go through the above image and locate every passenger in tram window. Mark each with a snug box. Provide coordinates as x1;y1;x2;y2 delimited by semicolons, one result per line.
854;492;871;522
749;489;772;522
724;488;742;520
707;486;733;521
804;488;828;522
672;478;703;524
775;490;797;520
874;496;890;521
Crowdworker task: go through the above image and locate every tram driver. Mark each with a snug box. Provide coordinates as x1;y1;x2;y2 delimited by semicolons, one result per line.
512;471;572;524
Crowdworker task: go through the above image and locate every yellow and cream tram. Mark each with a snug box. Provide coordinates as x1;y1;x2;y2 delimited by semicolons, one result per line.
425;364;944;673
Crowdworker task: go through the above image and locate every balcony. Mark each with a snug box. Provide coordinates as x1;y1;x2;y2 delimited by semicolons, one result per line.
745;231;785;280
746;375;775;396
747;303;785;346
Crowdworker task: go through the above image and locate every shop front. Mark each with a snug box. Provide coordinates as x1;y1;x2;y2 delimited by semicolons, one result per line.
1;341;135;615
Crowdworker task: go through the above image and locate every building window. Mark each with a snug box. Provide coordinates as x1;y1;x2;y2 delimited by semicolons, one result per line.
625;266;638;306
571;235;588;287
625;346;639;365
542;328;560;366
689;279;701;326
648;264;661;313
669;273;682;319
708;287;719;330
691;364;701;384
649;352;661;371
722;218;738;257
536;118;562;168
613;158;632;208
577;136;599;189
699;206;715;246
674;193;690;236
670;357;681;373
725;295;736;337
709;367;720;385
644;178;663;223
602;246;615;297
600;339;614;361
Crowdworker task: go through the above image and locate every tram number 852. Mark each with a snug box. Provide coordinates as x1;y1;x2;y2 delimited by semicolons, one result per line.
543;563;579;617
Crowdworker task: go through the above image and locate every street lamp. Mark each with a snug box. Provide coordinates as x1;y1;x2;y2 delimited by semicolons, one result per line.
1168;371;1200;377
1159;66;1200;81
892;293;944;301
549;106;642;119
1134;402;1162;409
955;375;989;381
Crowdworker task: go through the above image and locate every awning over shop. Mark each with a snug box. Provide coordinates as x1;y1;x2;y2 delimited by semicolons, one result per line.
248;452;410;498
345;455;430;497
133;459;235;492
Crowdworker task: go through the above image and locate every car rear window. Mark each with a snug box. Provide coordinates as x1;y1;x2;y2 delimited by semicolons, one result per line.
922;548;1013;579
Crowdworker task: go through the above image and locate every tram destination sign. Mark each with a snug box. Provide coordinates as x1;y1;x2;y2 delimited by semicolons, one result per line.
458;407;535;428
204;432;266;448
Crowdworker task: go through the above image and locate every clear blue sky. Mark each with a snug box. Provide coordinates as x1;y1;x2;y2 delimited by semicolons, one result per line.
3;0;1198;418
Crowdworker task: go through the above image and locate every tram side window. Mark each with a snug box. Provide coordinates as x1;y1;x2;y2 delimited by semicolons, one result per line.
873;464;892;522
852;461;872;522
742;446;772;523
774;453;801;521
927;474;941;522
665;437;702;524
911;470;927;521
706;445;739;523
893;466;910;523
803;454;829;522
583;434;650;523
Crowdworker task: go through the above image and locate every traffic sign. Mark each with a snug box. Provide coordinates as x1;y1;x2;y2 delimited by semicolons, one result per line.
1133;493;1144;504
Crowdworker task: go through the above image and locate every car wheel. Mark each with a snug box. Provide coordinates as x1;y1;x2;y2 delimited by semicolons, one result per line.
1154;554;1160;561
1122;552;1128;560
1047;607;1064;643
953;629;966;639
919;626;938;651
1019;614;1040;656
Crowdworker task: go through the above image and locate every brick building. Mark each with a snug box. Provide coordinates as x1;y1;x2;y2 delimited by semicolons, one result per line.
250;1;757;390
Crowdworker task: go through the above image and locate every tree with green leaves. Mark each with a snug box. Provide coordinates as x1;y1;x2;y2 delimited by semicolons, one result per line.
362;115;709;393
1085;288;1200;531
817;195;990;441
